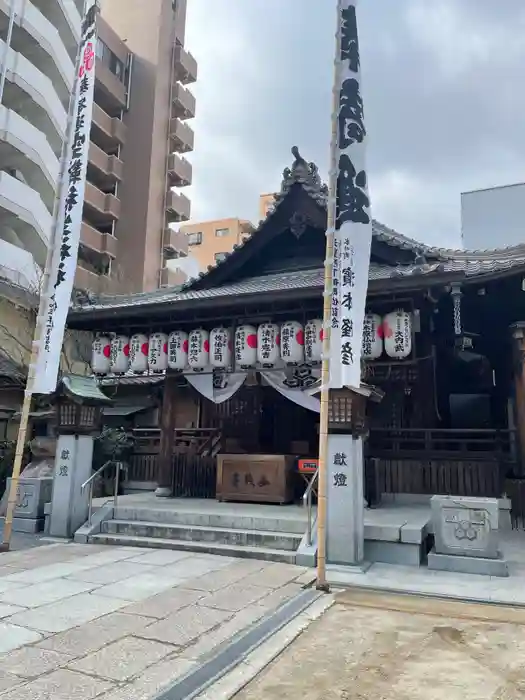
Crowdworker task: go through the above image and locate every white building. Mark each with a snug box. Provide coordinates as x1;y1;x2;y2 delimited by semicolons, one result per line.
0;0;83;291
461;183;525;250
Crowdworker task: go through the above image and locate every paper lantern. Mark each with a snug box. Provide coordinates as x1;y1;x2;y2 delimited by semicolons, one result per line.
235;324;257;368
110;335;129;375
188;329;209;371
280;321;304;365
148;333;168;373
304;319;323;364
129;333;149;373
362;313;383;360
257;323;280;368
92;336;110;375
168;330;188;370
210;327;232;369
383;310;412;359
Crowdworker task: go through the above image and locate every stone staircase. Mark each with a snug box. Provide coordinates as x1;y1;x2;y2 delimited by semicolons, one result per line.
87;502;308;564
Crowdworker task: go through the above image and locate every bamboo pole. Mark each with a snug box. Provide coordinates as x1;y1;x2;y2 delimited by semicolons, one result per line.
316;0;342;590
0;1;97;552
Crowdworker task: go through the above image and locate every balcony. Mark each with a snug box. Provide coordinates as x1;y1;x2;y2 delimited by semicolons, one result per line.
80;221;118;259
165;191;190;223
88;143;124;181
173;45;197;85
94;58;127;113
167;153;192;187
92;104;126;146
170;118;194;153
74;264;102;292
84;182;121;221
159;265;187;287
163;227;188;257
171;83;195;120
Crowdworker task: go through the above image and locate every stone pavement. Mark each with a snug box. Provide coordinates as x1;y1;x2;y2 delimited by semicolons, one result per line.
0;542;313;699
0;519;48;552
228;589;525;700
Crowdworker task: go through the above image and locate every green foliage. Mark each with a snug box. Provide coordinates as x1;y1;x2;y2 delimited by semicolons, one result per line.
93;427;134;468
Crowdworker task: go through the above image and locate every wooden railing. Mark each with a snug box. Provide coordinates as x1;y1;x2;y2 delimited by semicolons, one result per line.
171;453;217;499
367;428;515;460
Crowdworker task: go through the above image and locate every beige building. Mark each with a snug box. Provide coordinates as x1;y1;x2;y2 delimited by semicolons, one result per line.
180;217;254;272
77;0;197;294
182;195;279;273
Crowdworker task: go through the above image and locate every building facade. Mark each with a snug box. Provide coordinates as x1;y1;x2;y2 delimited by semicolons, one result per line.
0;0;197;297
181;217;254;272
97;0;196;293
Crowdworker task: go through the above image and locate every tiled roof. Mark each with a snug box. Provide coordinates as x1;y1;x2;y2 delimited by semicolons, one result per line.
70;253;525;317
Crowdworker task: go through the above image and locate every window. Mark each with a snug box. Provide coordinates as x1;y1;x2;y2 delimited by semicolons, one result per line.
187;232;202;245
215;228;229;237
96;39;126;83
214;252;228;263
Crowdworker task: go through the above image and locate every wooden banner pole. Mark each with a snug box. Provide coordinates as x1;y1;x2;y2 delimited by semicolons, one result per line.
316;0;342;590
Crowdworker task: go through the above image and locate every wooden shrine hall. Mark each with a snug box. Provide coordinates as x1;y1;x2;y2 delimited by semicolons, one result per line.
67;148;525;523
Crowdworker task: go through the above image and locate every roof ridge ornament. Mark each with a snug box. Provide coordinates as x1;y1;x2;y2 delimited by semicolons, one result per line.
270;147;329;213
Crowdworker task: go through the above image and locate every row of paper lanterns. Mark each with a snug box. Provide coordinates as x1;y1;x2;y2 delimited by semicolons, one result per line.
363;310;412;360
91;311;412;375
91;320;324;375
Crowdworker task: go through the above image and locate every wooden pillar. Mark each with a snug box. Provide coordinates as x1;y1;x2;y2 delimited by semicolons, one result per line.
155;374;178;497
511;325;525;474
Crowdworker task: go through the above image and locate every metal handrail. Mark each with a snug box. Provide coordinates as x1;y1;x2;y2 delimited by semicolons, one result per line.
302;467;319;547
82;460;127;526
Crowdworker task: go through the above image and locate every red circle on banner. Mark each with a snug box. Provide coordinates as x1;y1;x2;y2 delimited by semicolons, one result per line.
141;343;149;355
123;344;129;357
247;334;257;349
320;328;324;341
163;342;168;354
103;344;111;358
182;340;189;353
203;340;210;353
378;323;393;339
276;334;280;346
296;330;305;346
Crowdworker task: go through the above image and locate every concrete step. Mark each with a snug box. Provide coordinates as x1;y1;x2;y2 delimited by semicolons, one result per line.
89;532;297;564
102;519;302;552
113;506;307;535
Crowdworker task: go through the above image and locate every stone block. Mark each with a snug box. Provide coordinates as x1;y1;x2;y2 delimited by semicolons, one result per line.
12;517;44;533
428;548;509;577
431;495;500;559
364;540;423;567
5;477;52;520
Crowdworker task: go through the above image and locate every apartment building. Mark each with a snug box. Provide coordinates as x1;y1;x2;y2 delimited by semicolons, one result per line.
180;218;255;272
0;0;196;298
0;0;84;291
97;0;196;292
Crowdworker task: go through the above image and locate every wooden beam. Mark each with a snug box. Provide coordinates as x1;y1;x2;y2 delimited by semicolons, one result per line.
155;373;178;496
511;326;525;473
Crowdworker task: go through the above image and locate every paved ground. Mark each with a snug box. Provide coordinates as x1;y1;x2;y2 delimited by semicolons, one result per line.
0;519;48;552
0;542;312;699
232;589;525;700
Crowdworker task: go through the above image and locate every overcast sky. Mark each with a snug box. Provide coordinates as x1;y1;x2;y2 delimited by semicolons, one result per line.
184;0;525;248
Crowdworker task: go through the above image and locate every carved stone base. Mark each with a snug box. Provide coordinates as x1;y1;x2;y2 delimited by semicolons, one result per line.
155;486;172;498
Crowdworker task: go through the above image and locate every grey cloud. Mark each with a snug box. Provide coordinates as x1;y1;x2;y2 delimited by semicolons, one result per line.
185;0;525;247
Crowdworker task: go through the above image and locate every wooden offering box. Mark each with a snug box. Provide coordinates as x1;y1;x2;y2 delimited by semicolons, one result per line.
216;454;295;504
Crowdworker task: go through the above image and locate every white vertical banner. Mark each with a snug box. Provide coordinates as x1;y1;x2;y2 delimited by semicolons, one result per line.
33;1;98;394
331;0;372;389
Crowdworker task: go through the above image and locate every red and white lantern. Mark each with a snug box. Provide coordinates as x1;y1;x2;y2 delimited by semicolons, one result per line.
110;335;129;374
383;310;412;359
129;333;149;373
188;329;209;371
362;313;383;360
280;321;304;365
257;323;280;368
92;335;111;375
304;319;323;364
148;333;168;373
168;330;188;370
210;327;232;369
235;325;257;368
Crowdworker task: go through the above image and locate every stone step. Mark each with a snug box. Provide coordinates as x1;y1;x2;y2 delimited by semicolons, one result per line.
113;507;307;535
102;519;302;552
89;532;297;564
